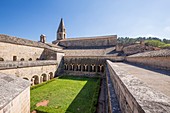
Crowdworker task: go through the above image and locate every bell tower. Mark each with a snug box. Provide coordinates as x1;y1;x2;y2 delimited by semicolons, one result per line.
57;18;66;40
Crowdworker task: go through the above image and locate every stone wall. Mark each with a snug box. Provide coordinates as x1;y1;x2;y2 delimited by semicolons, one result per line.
126;57;170;70
0;61;58;85
63;56;124;77
64;56;106;76
106;60;170;113
126;49;170;70
58;35;117;48
0;42;44;61
0;73;30;113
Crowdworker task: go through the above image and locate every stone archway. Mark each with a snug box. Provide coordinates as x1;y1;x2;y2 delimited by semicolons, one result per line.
20;58;25;61
41;74;47;82
32;75;39;86
90;64;96;72
49;72;53;79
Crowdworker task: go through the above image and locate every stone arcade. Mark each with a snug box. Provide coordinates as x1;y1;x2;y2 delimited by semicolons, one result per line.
0;19;170;113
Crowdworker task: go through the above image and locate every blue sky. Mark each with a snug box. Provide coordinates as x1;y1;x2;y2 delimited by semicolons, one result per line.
0;0;170;42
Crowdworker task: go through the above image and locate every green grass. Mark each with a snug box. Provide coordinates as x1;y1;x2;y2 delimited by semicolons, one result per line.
31;76;100;113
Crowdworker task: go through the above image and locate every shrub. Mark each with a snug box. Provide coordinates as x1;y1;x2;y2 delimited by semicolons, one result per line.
35;106;60;113
31;79;55;90
145;40;165;47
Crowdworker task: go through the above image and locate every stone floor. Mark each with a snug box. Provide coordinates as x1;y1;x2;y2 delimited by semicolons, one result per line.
114;62;170;97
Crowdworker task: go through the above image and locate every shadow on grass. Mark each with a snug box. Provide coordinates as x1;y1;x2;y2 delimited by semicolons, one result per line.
59;76;100;113
124;62;170;76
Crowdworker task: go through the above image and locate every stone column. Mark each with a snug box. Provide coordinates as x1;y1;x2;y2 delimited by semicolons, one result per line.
46;75;48;81
41;76;43;83
38;76;41;84
31;78;35;86
81;65;84;71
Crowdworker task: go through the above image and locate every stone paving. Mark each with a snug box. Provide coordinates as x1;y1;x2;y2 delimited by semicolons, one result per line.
113;62;170;97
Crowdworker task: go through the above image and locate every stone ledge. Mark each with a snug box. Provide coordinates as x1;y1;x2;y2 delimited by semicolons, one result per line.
107;60;170;113
0;60;57;70
0;73;30;109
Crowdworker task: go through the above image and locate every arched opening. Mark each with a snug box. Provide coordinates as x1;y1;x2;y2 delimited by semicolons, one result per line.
0;57;4;61
41;74;47;82
83;64;88;72
97;66;100;72
97;65;104;73
101;66;104;73
29;58;32;61
32;75;39;85
90;64;96;72
36;58;39;60
49;72;53;79
20;58;24;61
70;64;74;71
64;63;68;70
76;64;81;71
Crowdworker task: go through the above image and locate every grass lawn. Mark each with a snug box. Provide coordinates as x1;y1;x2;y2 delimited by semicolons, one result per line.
30;76;100;113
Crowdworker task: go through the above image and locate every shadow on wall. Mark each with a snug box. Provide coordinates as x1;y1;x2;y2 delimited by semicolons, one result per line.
125;62;170;76
40;48;57;60
58;76;100;113
55;57;64;77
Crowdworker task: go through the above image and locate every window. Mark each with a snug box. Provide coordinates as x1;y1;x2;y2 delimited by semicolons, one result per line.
20;58;24;61
0;57;4;61
29;58;32;61
13;56;17;61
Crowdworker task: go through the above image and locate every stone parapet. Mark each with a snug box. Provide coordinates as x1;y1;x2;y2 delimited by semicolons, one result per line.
0;60;57;70
0;73;30;113
106;60;170;113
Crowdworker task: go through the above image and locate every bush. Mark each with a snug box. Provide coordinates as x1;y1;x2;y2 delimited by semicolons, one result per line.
145;40;165;47
161;44;170;48
90;78;101;113
31;79;56;90
35;106;60;113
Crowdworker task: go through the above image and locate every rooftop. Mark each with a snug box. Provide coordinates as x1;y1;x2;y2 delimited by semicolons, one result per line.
59;35;117;41
0;73;30;109
128;49;170;57
0;34;62;50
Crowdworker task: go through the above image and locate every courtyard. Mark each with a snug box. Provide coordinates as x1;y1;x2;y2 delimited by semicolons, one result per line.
30;76;100;113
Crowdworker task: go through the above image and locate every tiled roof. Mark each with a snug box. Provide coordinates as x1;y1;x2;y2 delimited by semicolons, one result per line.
128;49;170;57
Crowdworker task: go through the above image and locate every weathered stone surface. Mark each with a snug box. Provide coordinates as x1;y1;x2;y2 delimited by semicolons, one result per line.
55;35;117;48
63;46;122;56
107;60;170;113
0;34;62;50
128;49;170;57
0;60;57;70
0;73;30;112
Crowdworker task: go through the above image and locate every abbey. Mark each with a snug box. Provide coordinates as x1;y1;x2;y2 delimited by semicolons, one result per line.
0;19;170;113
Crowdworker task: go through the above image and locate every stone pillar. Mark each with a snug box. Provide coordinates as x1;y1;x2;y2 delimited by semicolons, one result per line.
77;64;81;71
31;78;35;86
49;74;51;80
46;75;48;81
41;76;43;83
81;65;84;71
38;76;41;84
